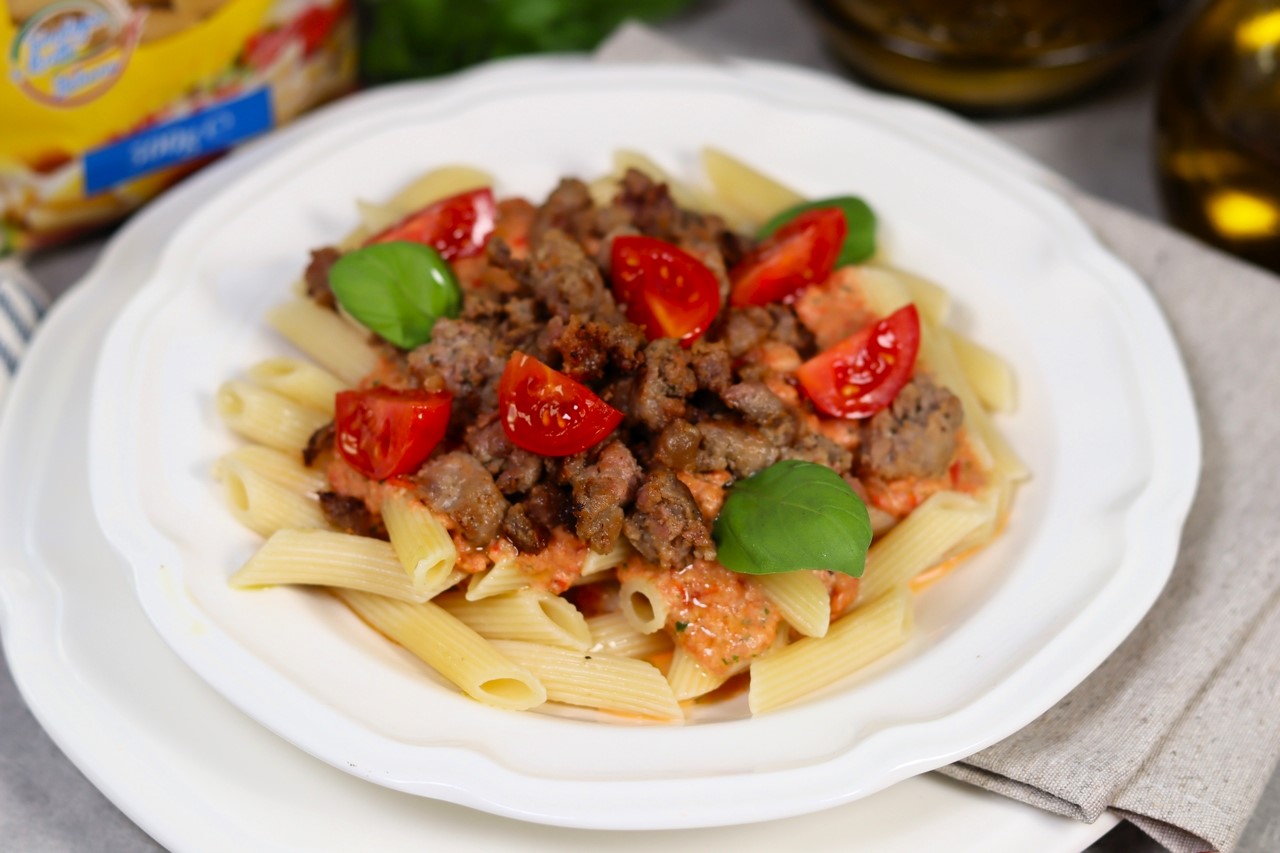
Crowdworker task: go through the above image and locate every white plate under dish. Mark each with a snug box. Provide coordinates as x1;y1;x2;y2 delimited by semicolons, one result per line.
87;58;1198;830
0;128;1118;853
5;56;1125;850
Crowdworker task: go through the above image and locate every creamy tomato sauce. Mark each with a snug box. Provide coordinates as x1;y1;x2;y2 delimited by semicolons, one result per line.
618;557;781;680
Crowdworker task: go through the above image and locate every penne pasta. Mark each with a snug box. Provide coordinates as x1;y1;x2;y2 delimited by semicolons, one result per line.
266;297;378;385
756;571;832;639
385;165;492;216
579;538;632;581
380;492;458;594
855;266;913;316
701;146;805;224
338;590;546;711
858;490;993;604
355;200;400;235
749;587;913;714
586;611;673;659
465;557;532;602
231;529;433;603
213;444;326;495
947;329;1017;413
920;325;1027;480
248;356;346;415
872;264;951;327
215;457;326;537
437;589;591;651
490;640;681;722
666;645;727;701
216;380;330;454
619;576;669;635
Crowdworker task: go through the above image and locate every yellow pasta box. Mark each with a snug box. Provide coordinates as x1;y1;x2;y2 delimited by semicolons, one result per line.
0;0;356;253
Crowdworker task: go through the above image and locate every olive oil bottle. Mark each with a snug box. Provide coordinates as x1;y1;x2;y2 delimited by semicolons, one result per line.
1156;0;1280;273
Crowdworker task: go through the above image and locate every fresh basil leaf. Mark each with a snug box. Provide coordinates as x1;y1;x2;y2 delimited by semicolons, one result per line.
713;460;872;578
758;196;877;267
329;241;461;350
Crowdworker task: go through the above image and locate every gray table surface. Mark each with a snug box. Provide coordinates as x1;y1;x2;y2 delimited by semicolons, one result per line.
7;0;1278;850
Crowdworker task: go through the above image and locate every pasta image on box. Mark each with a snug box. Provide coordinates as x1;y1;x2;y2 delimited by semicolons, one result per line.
0;0;356;253
215;149;1027;722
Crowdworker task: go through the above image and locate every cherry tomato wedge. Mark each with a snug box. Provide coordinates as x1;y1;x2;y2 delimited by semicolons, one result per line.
796;304;921;419
729;207;847;307
611;235;722;346
334;388;452;480
498;352;623;456
366;188;496;261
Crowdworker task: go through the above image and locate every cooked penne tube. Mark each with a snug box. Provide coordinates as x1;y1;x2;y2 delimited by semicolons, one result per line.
215;458;326;537
947;330;1016;413
619;576;668;635
490;640;681;722
355;200;400;235
701;147;805;224
248;357;346;415
858;490;993;604
437;589;591;651
231;529;432;603
465;557;533;601
612;149;709;214
856;266;913;315
380;492;458;593
266;297;378;385
920;325;1026;479
213;445;326;495
338;591;545;711
666;645;726;702
872;264;950;327
586;611;673;659
216;380;330;454
756;571;831;639
579;538;632;581
386;165;492;215
749;587;913;714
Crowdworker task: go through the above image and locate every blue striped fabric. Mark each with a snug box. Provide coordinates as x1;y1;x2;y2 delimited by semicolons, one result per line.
0;260;48;402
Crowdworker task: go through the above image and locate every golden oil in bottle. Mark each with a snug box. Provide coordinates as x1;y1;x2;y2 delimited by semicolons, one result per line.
1156;0;1280;272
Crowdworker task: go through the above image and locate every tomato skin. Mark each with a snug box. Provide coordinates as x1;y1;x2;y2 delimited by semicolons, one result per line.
334;388;452;480
729;207;847;307
610;236;722;346
366;188;497;261
498;352;623;456
796;304;921;419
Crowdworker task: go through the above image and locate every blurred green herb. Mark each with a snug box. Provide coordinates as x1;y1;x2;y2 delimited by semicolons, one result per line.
360;0;694;83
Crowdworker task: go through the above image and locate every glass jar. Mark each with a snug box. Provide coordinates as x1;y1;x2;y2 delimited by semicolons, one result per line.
802;0;1181;113
1156;0;1280;273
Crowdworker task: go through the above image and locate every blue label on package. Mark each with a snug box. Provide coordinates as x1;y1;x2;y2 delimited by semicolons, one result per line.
84;88;274;195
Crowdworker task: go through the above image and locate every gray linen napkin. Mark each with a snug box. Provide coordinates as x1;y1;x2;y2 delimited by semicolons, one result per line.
597;24;1280;853
0;259;48;403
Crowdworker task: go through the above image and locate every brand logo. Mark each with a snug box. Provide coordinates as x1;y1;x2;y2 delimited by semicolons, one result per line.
9;0;143;107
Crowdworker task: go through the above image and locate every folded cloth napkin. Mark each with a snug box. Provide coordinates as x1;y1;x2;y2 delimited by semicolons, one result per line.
597;24;1280;853
0;259;48;403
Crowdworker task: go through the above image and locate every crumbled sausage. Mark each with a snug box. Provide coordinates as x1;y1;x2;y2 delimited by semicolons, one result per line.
860;375;964;480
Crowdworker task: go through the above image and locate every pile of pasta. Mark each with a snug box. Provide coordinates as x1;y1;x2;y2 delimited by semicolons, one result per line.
213;150;1026;722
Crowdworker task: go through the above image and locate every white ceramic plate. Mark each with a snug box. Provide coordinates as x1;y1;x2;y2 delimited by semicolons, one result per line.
88;59;1198;830
0;78;1118;849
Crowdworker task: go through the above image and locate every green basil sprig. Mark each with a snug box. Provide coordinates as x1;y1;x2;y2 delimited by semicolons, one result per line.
713;460;872;578
759;196;877;267
329;241;461;350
